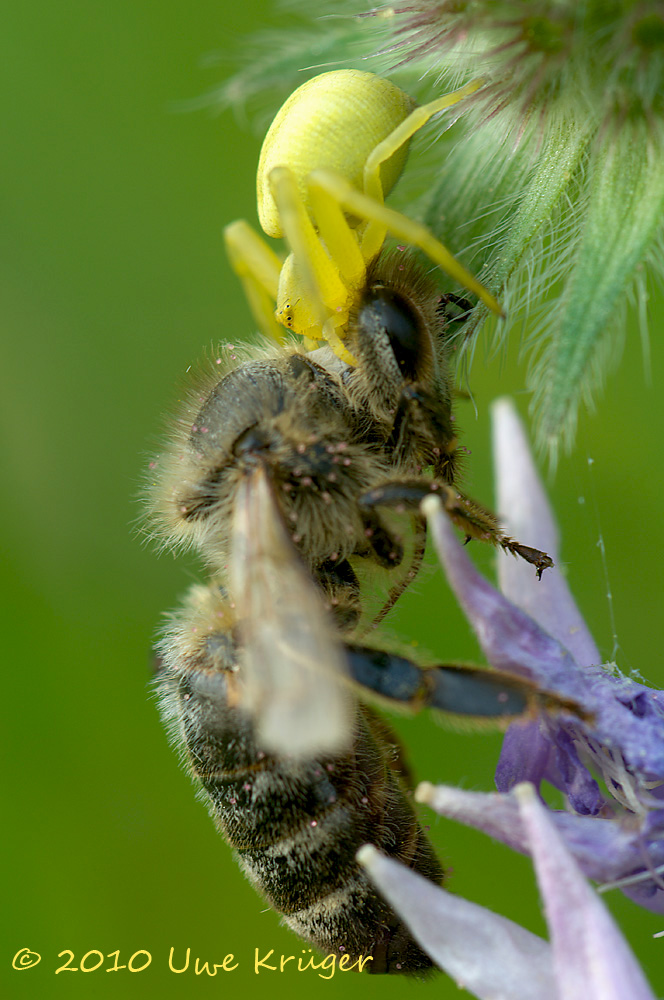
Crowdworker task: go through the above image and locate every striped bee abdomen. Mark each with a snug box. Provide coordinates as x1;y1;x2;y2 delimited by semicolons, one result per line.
158;634;444;975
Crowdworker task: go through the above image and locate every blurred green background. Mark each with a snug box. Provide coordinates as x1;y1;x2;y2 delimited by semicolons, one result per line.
3;2;664;998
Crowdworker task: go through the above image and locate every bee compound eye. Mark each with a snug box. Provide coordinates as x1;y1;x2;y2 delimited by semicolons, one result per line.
358;288;421;380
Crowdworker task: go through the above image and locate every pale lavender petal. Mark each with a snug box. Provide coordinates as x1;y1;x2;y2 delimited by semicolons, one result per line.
357;844;556;1000
423;499;586;695
491;398;561;561
516;783;657;1000
491;397;601;669
424;500;664;787
416;782;530;855
418;783;664;912
424;420;664;911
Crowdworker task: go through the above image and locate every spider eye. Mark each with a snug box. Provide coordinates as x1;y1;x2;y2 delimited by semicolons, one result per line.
358;287;422;379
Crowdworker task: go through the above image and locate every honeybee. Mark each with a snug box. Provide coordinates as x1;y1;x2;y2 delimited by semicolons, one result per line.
156;581;582;974
148;249;552;754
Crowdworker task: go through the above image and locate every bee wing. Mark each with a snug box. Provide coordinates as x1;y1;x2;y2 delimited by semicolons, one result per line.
230;465;353;756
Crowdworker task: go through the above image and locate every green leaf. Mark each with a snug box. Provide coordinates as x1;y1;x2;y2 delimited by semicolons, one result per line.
421;109;591;337
484;118;591;293
533;119;664;449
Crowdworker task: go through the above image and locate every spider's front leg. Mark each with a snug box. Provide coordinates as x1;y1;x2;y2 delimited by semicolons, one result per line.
310;169;504;319
359;77;484;259
268;167;365;363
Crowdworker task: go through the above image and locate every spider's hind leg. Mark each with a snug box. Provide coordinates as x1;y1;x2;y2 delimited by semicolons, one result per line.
224;219;284;342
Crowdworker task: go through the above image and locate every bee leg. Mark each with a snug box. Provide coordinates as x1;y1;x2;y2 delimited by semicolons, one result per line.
344;646;588;724
386;383;458;482
359;479;554;578
365;515;428;631
314;557;361;631
350;513;427;638
358;509;405;569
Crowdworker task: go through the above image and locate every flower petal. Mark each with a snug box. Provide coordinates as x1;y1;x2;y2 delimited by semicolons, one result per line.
491;396;601;670
418;782;664;915
495;721;604;815
416;782;530;856
425;497;664;787
424;498;583;693
357;843;556;1000
516;783;657;1000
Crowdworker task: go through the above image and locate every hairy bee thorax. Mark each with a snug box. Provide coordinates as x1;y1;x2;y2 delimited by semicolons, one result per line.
149;348;391;570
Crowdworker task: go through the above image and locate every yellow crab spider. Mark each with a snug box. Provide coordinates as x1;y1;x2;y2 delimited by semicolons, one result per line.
224;69;502;365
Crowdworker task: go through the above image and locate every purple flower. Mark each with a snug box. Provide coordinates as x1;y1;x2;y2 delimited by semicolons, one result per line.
356;397;661;996
358;784;656;999
417;397;664;914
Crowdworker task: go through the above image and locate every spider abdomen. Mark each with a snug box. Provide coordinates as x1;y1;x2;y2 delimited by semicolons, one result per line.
257;70;415;238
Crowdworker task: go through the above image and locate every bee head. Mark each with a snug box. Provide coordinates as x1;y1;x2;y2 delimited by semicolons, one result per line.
345;252;450;413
